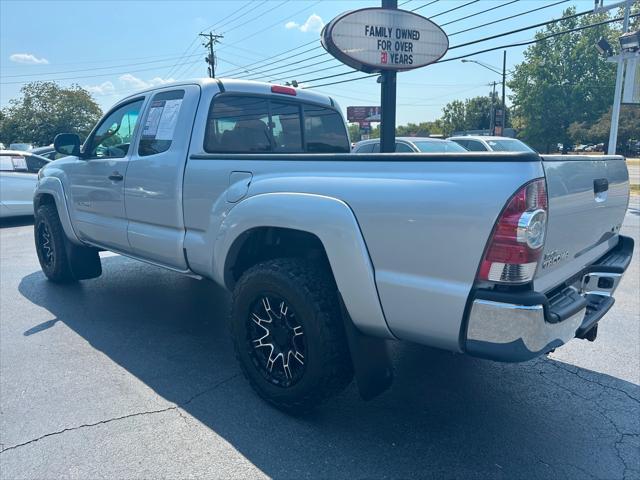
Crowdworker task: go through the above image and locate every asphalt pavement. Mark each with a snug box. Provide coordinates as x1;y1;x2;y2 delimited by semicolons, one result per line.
0;202;639;479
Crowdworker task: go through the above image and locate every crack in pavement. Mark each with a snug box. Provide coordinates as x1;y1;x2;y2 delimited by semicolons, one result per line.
548;360;640;404
0;373;240;454
538;365;638;479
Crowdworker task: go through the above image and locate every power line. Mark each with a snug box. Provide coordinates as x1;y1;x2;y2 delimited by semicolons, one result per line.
303;12;636;89
428;0;481;20
238;53;330;80
449;7;593;50
441;13;639;62
222;0;322;46
1;52;204;79
220;42;320;77
448;0;570;36
0;59;202;85
411;1;440;13
221;0;287;36
229;0;549;84
439;0;519;27
167;1;261;80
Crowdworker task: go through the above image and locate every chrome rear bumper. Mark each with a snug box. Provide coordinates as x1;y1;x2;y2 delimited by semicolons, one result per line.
464;235;633;362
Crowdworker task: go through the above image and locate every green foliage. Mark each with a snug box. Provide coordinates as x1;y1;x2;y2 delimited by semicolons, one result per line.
569;106;640;153
507;7;618;153
0;82;102;147
441;95;505;135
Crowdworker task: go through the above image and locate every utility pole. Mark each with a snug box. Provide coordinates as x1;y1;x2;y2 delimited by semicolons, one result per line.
501;50;507;133
490;81;497;135
380;0;397;153
199;31;224;78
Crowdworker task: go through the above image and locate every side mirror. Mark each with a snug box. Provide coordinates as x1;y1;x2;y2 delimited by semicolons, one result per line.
54;133;82;157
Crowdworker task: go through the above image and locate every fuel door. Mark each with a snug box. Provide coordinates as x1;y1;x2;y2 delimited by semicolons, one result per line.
226;171;253;203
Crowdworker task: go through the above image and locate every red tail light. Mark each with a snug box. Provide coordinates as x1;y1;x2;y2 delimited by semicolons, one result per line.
271;85;297;96
478;178;548;284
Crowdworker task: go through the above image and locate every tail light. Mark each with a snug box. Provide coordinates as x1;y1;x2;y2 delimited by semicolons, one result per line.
478;178;548;284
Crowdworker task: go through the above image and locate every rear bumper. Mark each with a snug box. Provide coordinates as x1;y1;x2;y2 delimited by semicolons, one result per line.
464;235;633;362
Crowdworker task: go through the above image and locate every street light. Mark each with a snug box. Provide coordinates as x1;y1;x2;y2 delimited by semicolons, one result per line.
461;59;502;75
619;30;640;52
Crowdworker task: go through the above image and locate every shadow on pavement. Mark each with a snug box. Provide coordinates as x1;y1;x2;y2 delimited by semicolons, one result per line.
0;216;34;228
17;256;640;479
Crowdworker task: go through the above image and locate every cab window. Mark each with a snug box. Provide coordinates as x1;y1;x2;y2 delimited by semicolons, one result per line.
138;90;185;156
87;99;144;158
463;140;488;152
354;143;375;153
395;142;414;152
205;96;271;153
303;104;349;153
270;101;302;152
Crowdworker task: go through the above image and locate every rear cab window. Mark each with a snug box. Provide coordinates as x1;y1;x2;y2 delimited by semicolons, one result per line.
204;94;349;154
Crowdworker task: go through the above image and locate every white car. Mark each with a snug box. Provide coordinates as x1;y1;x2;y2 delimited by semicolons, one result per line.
0;150;50;218
448;135;536;153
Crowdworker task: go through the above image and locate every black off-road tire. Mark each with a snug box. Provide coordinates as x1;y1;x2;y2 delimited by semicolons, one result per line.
230;258;353;413
34;204;101;282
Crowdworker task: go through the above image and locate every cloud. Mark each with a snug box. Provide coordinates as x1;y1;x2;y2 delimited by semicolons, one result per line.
9;53;49;65
285;13;324;33
85;81;116;96
118;74;175;90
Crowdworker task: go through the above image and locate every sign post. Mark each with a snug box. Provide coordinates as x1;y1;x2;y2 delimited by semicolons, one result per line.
380;0;398;153
321;2;448;152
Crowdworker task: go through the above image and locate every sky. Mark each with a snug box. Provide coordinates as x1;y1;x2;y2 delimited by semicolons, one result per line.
0;0;608;125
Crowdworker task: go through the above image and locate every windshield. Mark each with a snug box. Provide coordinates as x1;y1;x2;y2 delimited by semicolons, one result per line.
413;141;467;153
486;139;535;152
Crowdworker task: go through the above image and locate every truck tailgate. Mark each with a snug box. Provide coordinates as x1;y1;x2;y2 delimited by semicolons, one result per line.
534;155;630;293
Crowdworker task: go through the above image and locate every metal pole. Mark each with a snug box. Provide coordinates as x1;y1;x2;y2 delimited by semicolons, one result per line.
607;0;631;154
501;50;506;134
491;81;496;135
380;0;397;153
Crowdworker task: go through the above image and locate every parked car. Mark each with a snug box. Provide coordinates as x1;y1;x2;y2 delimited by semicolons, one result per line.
9;143;33;151
352;137;467;153
0;150;50;217
30;145;65;161
448;135;536;153
34;78;632;412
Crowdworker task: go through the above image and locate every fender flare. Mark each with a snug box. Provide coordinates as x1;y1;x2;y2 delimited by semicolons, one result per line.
34;176;82;245
214;192;393;339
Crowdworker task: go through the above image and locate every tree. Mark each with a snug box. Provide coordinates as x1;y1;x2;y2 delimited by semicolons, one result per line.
441;95;505;135
566;106;639;152
508;7;618;153
0;82;102;146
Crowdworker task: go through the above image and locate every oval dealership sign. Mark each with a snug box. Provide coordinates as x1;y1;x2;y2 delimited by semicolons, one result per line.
321;8;449;73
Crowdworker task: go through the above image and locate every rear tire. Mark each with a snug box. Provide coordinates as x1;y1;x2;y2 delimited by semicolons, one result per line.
230;258;353;413
34;204;101;282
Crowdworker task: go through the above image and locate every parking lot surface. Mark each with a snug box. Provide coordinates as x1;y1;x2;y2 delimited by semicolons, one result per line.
1;202;639;479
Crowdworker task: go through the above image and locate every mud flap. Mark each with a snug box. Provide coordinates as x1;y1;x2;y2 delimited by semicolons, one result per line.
339;295;394;400
66;243;102;280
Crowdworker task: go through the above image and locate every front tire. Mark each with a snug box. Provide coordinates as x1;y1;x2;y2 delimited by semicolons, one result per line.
34;204;101;282
230;258;353;413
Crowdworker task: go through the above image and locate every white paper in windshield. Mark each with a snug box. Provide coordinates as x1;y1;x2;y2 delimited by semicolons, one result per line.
156;99;182;140
142;101;164;138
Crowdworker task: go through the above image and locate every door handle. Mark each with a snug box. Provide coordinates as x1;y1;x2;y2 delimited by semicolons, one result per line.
108;172;124;181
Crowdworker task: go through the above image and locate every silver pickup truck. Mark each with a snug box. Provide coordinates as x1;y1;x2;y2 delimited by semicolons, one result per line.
34;78;633;412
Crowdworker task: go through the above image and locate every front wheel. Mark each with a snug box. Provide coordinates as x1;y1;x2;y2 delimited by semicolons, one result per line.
34;204;101;282
230;258;353;413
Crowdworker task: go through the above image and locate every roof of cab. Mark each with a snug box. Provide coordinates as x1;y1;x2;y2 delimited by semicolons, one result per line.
120;77;334;107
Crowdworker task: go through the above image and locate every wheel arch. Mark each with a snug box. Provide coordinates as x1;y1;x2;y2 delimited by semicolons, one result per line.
214;192;393;339
34;177;81;244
